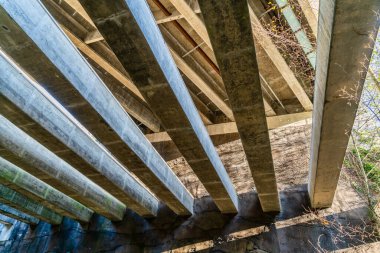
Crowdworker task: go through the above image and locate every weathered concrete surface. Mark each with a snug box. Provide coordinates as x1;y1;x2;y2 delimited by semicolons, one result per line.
0;176;376;252
199;0;280;211
308;0;380;208
0;204;39;225
0;123;376;252
0;95;136;216
79;0;238;213
0;7;163;217
0;51;159;217
0;0;193;215
43;0;162;133
0;185;62;225
161;120;312;200
0;157;93;222
0;115;125;221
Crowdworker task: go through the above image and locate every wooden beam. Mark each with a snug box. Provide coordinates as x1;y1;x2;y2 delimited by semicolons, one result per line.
296;0;318;37
146;112;312;143
264;99;276;116
167;0;212;48
63;0;95;27
84;29;103;44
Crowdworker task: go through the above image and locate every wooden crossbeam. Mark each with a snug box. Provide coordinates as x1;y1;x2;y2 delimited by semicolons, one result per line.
146;112;312;143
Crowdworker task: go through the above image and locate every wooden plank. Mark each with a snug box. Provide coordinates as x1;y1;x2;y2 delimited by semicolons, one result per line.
146;112;312;143
167;0;212;48
297;0;318;37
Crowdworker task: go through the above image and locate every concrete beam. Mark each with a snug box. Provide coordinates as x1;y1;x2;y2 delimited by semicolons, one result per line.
199;0;280;212
146;112;312;143
44;0;162;133
0;95;158;219
57;2;272;121
48;0;213;127
0;6;163;218
308;0;379;208
0;204;39;224
73;24;235;121
0;50;159;217
0;115;125;220
0;184;62;224
63;28;161;132
0;156;93;222
169;48;235;120
0;0;193;215
80;0;239;213
157;4;277;118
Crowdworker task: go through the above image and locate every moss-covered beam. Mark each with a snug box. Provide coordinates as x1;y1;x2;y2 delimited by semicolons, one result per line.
0;203;39;225
0;157;93;222
0;115;125;221
0;185;62;224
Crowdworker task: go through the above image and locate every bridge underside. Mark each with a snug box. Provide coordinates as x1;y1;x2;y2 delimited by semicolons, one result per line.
0;1;378;246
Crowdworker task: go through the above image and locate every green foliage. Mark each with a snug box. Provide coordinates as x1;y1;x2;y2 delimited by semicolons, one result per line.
350;146;380;191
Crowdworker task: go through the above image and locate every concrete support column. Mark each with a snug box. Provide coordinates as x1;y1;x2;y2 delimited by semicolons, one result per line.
79;0;239;213
308;0;379;208
199;0;280;211
0;115;125;220
0;0;194;215
0;51;160;217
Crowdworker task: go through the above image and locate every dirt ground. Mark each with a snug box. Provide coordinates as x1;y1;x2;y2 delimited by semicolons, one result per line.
166;120;312;198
